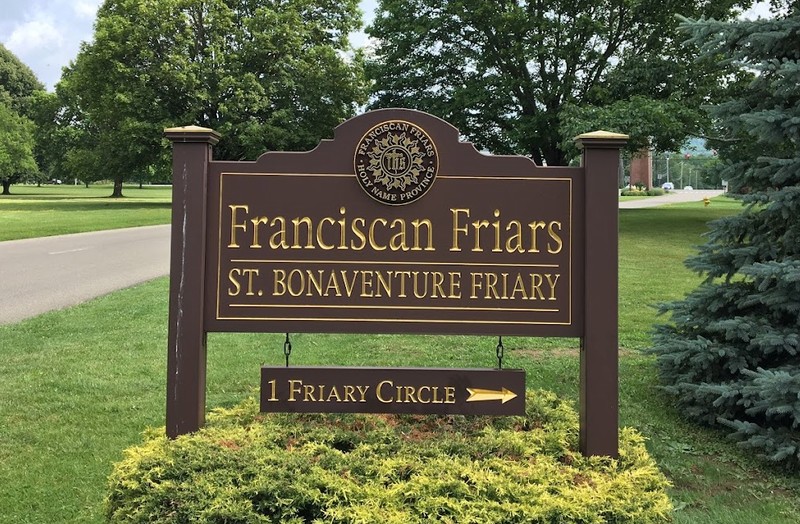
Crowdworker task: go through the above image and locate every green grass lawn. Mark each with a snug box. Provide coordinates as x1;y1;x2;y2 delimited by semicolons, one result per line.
1;195;797;523
0;184;172;241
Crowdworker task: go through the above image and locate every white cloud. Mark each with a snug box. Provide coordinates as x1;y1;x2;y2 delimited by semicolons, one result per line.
73;0;102;20
5;17;64;55
741;1;775;20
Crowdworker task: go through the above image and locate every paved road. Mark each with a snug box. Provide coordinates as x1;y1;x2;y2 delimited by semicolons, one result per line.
0;225;170;325
0;189;724;325
619;189;724;209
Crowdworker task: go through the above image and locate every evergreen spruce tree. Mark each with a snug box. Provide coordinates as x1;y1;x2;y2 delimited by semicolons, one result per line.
651;4;800;467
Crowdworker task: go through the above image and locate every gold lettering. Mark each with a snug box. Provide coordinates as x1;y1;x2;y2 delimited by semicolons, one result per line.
389;218;407;251
449;272;462;299
291;217;314;249
413;271;429;299
528;221;546;253
411;218;434;251
288;379;302;402
368;218;388;251
510;273;529;299
484;273;500;299
450;208;470;251
361;270;374;297
324;271;342;297
250;216;269;248
471;219;490;252
273;269;287;296
376;271;392;297
303;384;316;402
227;268;242;296
505;221;524;253
530;273;545;300
285;269;303;297
547;221;563;254
417;386;431;403
242;268;259;296
376;380;393;403
316;217;336;250
343;385;357;402
492;209;502;252
326;385;342;402
445;387;456;404
337;207;348;250
396;271;410;298
341;270;358;296
356;385;369;402
431;272;446;298
351;218;367;250
545;273;560;299
306;270;324;297
269;217;289;249
470;272;482;299
403;386;418;403
228;204;249;248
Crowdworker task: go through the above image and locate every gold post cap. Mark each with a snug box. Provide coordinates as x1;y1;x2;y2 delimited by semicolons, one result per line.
164;125;221;144
575;130;630;141
164;125;217;134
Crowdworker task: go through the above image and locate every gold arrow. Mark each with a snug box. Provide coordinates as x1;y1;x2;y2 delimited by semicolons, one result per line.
466;387;518;404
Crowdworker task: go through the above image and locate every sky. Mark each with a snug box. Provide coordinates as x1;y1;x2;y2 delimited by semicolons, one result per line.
0;0;771;92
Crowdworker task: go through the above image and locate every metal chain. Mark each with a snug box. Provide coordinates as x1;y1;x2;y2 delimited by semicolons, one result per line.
496;336;504;369
283;333;292;367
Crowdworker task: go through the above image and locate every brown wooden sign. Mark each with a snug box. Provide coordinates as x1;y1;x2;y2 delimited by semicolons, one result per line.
203;112;583;337
164;109;627;457
261;367;525;416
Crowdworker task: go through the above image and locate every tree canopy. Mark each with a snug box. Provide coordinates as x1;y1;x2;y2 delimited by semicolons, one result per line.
0;43;44;117
651;4;800;467
0;44;42;194
366;0;749;165
56;0;367;196
0;100;38;194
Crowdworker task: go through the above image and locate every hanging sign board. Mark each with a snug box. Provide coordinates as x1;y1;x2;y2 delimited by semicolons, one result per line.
261;367;525;416
204;113;584;337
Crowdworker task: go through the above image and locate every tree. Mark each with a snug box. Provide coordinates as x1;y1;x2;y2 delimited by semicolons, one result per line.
0;100;38;194
366;0;749;166
0;44;42;193
651;4;800;467
0;43;44;117
59;0;366;197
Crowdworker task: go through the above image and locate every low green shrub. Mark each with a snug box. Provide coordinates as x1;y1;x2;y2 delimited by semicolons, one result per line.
620;188;666;197
106;391;672;523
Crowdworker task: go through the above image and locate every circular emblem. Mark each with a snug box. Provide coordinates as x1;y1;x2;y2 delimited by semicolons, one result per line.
354;120;438;205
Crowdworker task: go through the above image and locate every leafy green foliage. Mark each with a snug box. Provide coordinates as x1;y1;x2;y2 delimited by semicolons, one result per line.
0;42;43;116
55;0;366;196
0;99;38;194
366;0;747;165
0;44;44;193
651;7;800;467
106;392;671;523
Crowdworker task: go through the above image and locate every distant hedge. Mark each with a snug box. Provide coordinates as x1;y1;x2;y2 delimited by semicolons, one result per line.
620;188;666;197
106;391;672;523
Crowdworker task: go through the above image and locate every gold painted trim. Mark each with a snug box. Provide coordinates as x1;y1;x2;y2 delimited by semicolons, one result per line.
214;171;575;326
215;315;572;326
231;259;560;269
229;304;559;313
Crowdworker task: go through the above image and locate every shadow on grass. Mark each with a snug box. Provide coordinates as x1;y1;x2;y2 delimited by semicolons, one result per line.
0;201;171;212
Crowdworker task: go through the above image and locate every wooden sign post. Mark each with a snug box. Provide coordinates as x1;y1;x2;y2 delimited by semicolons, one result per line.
165;110;626;456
